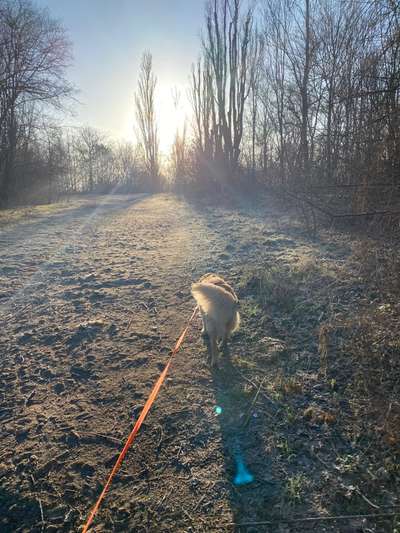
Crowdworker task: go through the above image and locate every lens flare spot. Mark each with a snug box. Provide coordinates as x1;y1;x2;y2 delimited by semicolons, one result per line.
234;459;254;486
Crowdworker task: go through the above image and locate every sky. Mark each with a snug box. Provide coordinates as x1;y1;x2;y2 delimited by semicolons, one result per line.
35;0;205;151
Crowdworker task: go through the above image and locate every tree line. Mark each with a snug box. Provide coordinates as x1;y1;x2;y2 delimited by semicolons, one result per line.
184;0;400;217
0;0;154;206
1;0;399;218
121;0;400;217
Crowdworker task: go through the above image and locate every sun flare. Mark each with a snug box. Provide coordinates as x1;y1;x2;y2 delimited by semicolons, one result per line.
156;83;190;153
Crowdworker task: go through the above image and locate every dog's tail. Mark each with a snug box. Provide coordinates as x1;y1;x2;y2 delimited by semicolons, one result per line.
191;282;237;310
191;282;240;332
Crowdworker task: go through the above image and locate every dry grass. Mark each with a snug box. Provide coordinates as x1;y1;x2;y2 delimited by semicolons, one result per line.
319;240;400;453
270;372;304;397
242;256;329;312
0;199;75;227
303;405;337;425
285;473;309;504
351;239;400;298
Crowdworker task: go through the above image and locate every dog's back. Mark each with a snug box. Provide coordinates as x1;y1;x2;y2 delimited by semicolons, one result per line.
191;281;240;338
198;273;237;300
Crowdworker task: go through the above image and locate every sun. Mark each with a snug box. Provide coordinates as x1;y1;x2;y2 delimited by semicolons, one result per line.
121;82;190;155
156;82;190;153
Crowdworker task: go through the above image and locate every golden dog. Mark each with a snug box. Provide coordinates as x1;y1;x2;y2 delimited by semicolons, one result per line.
191;273;240;367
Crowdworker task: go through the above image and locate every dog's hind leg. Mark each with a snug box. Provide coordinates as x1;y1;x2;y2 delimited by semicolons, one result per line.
210;337;218;368
221;317;236;357
199;309;206;334
199;309;209;340
203;331;211;355
209;334;219;368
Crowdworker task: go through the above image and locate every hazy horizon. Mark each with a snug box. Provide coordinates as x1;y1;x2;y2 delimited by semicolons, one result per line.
35;0;205;151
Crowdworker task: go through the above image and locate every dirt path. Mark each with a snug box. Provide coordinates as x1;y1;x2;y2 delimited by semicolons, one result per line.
0;194;397;532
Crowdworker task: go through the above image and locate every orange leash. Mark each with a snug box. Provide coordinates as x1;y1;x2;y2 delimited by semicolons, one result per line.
82;306;198;532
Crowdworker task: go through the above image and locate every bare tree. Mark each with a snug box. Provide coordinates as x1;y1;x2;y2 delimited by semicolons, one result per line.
202;0;255;180
262;0;290;184
254;0;399;220
0;0;73;206
247;30;263;178
190;57;217;185
73;127;107;192
114;142;138;191
134;51;160;190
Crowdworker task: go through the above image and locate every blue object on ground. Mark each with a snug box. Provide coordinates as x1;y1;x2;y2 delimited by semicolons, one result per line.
234;457;254;485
